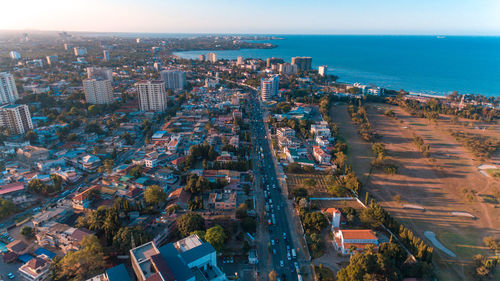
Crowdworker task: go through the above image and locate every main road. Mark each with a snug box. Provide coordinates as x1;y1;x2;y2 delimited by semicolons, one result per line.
249;93;305;281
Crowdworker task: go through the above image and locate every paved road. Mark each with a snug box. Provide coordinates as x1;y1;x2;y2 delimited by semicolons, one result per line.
249;96;303;281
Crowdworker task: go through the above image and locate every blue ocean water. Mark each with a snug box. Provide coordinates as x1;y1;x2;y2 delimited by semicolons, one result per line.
174;35;500;97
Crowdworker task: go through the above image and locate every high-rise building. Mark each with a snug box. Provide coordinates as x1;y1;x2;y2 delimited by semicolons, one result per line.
83;79;113;105
199;54;206;61
291;56;312;71
74;47;87;56
0;72;19;104
64;43;72;51
278;63;298;75
86;67;113;81
0;104;33;135
9;51;21;60
46;55;58;65
266;57;284;68
207;52;217;63
160;70;186;90
137;81;167;112
83;67;114;104
318;65;328;77
261;75;279;101
236;56;244;65
103;50;110;61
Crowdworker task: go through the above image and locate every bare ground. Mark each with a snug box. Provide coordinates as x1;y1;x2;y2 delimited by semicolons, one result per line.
330;103;500;280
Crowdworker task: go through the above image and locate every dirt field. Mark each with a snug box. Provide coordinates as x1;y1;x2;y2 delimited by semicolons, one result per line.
330;102;500;280
314;199;365;210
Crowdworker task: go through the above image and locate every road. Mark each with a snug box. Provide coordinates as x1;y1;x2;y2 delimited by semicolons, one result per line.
249;94;304;281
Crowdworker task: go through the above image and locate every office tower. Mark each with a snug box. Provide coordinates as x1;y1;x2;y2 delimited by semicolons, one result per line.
153;62;161;71
103;50;110;61
266;57;284;68
0;72;19;104
318;65;328;76
237;56;244;65
9;51;21;60
64;43;72;51
0;104;33;135
278;63;298;75
261;75;279;101
74;47;87;56
291;56;312;71
86;67;113;81
83;67;114;104
160;70;186;90
199;54;206;61
46;55;58;65
137;81;167;112
136;38;141;43
207;52;217;63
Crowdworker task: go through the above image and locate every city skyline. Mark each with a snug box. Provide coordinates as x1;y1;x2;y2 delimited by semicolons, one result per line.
1;0;499;35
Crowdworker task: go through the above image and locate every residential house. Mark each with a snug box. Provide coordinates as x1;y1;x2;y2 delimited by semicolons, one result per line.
333;229;379;255
18;254;51;281
313;146;331;164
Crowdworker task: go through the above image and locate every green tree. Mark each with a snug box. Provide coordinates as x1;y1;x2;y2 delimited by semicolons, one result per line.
177;213;205;237
204;225;227;252
112;226;151;253
20;226;34;238
52;235;104;281
302;212;328;233
25;130;38;143
360;204;385;228
144;185;167;206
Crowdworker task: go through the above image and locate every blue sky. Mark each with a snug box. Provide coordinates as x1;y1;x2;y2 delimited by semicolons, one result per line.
1;0;499;35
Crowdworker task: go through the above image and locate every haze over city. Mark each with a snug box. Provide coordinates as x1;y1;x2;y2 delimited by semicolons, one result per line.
1;0;500;35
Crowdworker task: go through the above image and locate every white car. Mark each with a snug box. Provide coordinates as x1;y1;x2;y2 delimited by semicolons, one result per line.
280;260;284;267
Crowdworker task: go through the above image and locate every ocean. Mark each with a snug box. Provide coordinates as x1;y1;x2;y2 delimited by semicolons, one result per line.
173;35;500;97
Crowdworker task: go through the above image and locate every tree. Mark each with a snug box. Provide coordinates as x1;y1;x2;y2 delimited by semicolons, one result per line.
104;159;114;174
25;130;37;143
360;204;385;228
112;226;151;253
241;217;257;233
177;213;205;237
52;235;104;281
291;187;308;199
334;151;347;169
483;236;499;251
0;198;16;219
269;270;278;281
302;212;328;233
144;185;167;206
302;178;317;188
20;226;34;239
204;225;227;252
236;203;248;219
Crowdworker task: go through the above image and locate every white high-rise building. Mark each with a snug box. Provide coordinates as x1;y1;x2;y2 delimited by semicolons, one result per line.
318;65;328;77
86;67;113;81
261;75;279;101
278;63;298;75
0;72;19;104
46;55;58;65
0;104;33;135
83;79;113;104
74;47;87;56
137;81;167;112
103;50;110;61
207;52;217;63
236;56;244;65
160;70;186;90
83;67;114;104
9;51;21;60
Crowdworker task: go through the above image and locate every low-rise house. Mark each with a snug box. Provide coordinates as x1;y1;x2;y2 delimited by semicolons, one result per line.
81;155;101;171
313;146;331;164
17;146;49;166
207;190;237;210
333;229;379;255
18;254;51;281
6;240;30;255
167;187;190;209
35;221;93;253
276;127;295;138
310;122;331;137
72;185;100;211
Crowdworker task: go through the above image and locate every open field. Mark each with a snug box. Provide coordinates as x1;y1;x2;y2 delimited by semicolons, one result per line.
285;173;332;197
330;103;500;280
313;199;365;210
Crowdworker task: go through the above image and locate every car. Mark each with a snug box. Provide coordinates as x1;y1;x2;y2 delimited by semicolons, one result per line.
280;260;284;267
287;252;291;260
273;249;277;255
294;262;300;273
271;239;275;246
283;232;287;239
7;273;14;279
277;205;280;211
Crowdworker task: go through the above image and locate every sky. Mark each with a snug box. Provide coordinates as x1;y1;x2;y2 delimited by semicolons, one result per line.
1;0;499;35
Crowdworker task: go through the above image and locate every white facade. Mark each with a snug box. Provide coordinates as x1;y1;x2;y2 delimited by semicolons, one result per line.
318;65;328;76
74;47;87;56
278;63;298;75
103;50;110;61
236;56;244;65
87;67;113;81
9;51;21;59
0;104;33;135
160;70;186;90
261;75;279;101
137;81;167;112
207;52;218;63
0;72;19;104
83;79;113;104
